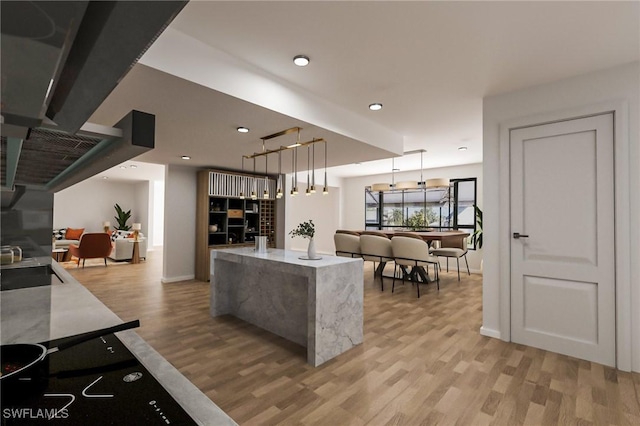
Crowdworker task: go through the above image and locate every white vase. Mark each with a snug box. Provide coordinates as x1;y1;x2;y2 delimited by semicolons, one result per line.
307;238;317;259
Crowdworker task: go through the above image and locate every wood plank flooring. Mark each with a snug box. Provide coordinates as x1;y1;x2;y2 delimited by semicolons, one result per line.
66;253;640;425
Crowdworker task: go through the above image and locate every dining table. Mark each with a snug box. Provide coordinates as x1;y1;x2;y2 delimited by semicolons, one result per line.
355;229;471;283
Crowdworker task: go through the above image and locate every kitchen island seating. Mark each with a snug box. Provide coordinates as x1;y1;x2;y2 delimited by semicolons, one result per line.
391;236;440;298
68;233;113;268
359;231;394;291
430;235;470;280
334;230;361;258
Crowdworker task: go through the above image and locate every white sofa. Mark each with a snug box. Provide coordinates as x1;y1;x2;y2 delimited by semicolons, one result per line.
109;230;148;261
52;228;80;249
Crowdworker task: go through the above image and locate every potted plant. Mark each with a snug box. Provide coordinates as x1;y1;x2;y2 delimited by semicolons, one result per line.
289;220;319;259
472;205;483;249
114;204;132;231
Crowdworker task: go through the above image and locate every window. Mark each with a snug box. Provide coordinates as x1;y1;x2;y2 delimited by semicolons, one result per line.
364;177;478;249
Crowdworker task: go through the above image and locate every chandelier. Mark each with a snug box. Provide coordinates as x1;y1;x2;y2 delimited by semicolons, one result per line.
240;127;328;198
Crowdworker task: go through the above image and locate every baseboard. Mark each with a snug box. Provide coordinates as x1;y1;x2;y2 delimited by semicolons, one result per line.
161;274;195;283
480;326;501;339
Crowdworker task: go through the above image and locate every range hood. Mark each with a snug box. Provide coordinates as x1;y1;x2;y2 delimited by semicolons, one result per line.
0;1;187;191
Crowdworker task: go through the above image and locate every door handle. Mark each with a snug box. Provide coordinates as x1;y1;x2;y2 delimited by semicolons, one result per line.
513;232;529;239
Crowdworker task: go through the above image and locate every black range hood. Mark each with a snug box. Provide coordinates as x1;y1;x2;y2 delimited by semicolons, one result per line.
0;0;187;190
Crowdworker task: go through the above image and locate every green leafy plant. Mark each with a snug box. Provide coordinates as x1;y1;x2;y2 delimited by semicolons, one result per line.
289;220;315;239
404;210;439;230
472;205;483;249
114;203;132;231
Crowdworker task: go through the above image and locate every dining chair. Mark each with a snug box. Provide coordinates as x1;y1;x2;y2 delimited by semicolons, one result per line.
334;232;361;258
430;236;470;280
359;232;394;291
390;236;440;298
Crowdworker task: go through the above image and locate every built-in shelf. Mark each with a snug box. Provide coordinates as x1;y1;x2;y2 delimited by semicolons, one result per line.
196;170;277;281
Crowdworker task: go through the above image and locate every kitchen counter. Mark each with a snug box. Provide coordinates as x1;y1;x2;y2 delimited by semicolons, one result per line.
0;261;236;426
211;247;364;366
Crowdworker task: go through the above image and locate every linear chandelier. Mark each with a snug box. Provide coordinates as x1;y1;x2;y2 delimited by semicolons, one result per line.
241;127;328;198
370;149;449;192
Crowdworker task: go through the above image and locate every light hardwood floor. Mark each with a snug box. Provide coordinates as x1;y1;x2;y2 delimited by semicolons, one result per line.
66;252;640;425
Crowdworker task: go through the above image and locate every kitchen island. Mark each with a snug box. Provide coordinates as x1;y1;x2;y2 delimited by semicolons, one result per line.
1;261;236;426
210;247;364;367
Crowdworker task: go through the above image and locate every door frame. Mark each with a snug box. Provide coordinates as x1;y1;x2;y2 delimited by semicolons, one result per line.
497;100;631;370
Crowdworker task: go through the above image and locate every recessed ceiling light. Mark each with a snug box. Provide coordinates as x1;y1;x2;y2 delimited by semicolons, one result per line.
355;162;361;165
458;146;468;151
293;55;310;66
181;155;191;160
102;176;109;179
130;165;137;169
369;103;383;111
119;166;126;169
237;127;249;133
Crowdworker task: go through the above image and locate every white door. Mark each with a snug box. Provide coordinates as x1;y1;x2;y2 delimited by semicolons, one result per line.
510;113;615;366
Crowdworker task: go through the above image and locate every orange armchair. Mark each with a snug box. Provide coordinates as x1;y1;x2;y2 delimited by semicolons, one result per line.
68;233;113;268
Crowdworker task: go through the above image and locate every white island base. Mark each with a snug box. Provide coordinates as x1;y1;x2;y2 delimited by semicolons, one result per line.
210;248;364;367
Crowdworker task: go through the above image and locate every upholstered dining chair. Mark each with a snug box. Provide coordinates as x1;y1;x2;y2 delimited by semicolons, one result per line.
334;231;361;258
359;231;394;291
391;236;440;298
430;236;470;280
68;233;113;268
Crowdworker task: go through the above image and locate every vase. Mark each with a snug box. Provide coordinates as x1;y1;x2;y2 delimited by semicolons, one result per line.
307;238;317;259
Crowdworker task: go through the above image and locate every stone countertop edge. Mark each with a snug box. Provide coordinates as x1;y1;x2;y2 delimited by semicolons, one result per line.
213;247;363;270
49;262;238;426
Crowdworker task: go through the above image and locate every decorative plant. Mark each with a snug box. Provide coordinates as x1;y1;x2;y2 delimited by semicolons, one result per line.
472;205;483;249
114;203;132;231
289;220;315;239
404;210;439;230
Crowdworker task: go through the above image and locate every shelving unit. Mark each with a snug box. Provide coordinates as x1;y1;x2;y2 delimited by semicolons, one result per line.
196;170;278;281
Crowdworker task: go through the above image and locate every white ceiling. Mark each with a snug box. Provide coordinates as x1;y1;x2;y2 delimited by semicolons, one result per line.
90;1;639;181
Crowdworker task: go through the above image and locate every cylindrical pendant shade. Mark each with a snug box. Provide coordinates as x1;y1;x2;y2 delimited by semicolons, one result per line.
426;178;450;188
395;181;419;190
371;183;391;192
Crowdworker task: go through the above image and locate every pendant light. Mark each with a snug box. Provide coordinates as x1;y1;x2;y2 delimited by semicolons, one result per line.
276;150;283;198
239;156;246;199
310;142;316;193
371;157;396;192
305;145;311;196
426;178;450;188
263;154;269;199
291;146;299;196
251;157;257;200
322;140;328;195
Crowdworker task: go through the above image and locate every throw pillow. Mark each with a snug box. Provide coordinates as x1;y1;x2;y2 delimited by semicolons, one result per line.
52;229;66;240
65;228;84;240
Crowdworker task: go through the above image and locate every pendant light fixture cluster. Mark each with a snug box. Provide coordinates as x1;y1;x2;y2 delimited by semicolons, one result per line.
240;127;329;199
370;149;450;192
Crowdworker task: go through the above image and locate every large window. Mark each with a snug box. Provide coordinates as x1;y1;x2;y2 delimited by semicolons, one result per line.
364;177;478;248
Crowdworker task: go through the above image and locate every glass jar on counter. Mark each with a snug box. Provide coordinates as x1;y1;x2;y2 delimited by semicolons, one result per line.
11;246;22;262
1;246;14;265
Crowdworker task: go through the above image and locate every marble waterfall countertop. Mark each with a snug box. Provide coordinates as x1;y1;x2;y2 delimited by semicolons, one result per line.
211;247;364;366
0;261;236;426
